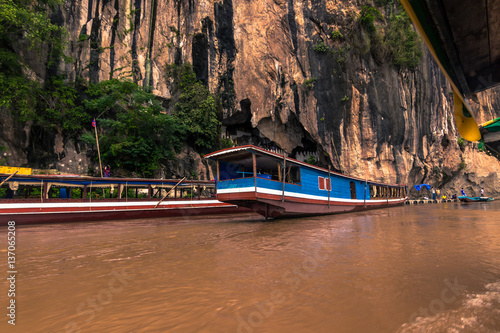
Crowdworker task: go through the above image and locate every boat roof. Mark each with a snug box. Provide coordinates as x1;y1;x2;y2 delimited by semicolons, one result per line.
0;174;214;188
204;145;404;187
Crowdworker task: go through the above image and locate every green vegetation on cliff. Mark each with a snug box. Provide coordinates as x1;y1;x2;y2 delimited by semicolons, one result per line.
0;0;67;116
80;63;221;177
312;1;422;73
356;2;423;69
54;66;220;177
385;10;423;69
81;79;184;177
19;70;221;177
167;63;221;152
0;2;221;176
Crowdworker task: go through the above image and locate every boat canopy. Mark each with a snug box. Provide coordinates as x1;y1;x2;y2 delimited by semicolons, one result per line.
0;174;212;188
0;173;215;200
205;145;403;187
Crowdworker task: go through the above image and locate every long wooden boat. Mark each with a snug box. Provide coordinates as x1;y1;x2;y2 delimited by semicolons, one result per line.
0;174;246;225
458;196;494;203
204;145;407;219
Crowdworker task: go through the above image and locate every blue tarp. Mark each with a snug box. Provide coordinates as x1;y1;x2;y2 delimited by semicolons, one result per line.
414;184;431;191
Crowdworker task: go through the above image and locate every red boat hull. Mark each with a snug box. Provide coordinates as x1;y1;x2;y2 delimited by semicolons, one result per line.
217;192;406;219
0;199;248;225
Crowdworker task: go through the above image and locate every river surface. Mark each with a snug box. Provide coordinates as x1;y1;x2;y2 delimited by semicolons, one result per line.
1;201;500;333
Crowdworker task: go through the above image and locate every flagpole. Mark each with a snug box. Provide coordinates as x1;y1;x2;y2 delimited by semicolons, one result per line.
93;119;103;178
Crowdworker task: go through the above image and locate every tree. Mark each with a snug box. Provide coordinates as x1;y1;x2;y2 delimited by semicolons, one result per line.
170;63;221;152
83;79;183;177
0;0;67;116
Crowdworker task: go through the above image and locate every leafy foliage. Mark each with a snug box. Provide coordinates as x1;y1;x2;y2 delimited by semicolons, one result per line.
303;77;318;90
78;65;222;176
305;155;318;165
37;76;88;136
330;30;344;41
356;4;422;69
168;63;221;152
83;79;184;177
386;12;423;69
0;0;67;115
329;46;350;64
359;6;383;32
457;137;465;147
219;137;235;149
313;42;329;53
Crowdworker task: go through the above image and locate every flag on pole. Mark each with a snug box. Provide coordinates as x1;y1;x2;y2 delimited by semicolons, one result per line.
92;118;103;177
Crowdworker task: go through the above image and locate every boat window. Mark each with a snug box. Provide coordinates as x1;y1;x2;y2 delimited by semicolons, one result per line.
318;176;330;190
286;166;301;184
318;177;325;190
219;161;246;180
350;181;356;199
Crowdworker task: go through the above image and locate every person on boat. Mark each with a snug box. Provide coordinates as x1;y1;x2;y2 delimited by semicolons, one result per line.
432;187;436;200
104;165;110;177
461;188;466;196
481;188;484;197
452;194;457;200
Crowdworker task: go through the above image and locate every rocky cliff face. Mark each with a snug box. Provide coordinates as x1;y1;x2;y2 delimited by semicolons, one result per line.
3;0;500;197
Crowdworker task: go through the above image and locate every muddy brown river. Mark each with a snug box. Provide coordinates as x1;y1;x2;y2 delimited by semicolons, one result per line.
1;201;500;332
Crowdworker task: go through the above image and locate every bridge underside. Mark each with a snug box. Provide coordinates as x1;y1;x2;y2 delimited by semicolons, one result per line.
401;0;500;146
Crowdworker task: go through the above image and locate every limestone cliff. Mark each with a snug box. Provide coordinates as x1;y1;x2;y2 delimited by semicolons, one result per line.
2;0;500;197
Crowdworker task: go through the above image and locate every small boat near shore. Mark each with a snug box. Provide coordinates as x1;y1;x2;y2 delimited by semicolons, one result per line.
0;174;246;225
204;145;407;219
458;196;494;203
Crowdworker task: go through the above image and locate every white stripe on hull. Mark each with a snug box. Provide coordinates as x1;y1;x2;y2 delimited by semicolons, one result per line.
0;199;224;210
217;187;406;204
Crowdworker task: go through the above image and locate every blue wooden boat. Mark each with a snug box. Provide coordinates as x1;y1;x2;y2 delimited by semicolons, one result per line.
458;196;494;202
204;145;408;218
